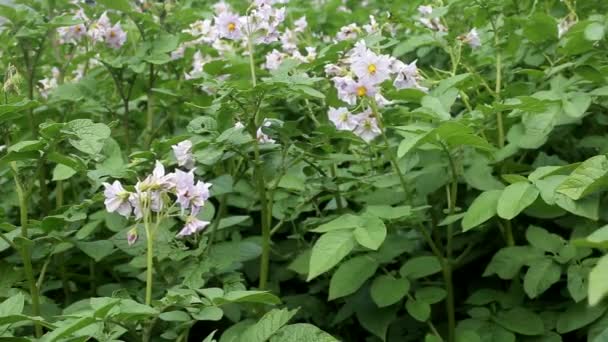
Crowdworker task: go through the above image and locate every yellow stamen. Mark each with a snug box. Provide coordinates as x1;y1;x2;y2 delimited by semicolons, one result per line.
228;22;236;32
367;64;377;74
357;86;367;97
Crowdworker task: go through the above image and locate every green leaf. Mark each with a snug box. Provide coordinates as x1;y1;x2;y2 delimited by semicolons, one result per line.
556;301;607;333
497;182;539;219
159;311;191;322
329;255;378;300
525;226;564;253
556;155;608;200
238;308;297;342
97;0;131;12
0;293;24;316
406;298;431;322
42;316;97;342
589;254;608;306
370;275;410;307
52;164;77;181
192;306;223;321
307;230;356;281
523;258;561;299
270;324;338;342
64;119;112;155
400;256;442;279
75;240;115;262
353;216;387;250
215;291;281;305
585;22;605;41
567;264;588;303
462;190;502;231
415;287;447;304
524;13;558;43
495;307;544;336
484;246;543;279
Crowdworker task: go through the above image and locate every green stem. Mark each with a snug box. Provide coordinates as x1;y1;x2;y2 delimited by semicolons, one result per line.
330;164;344;211
145;64;155;148
442;143;459;342
11;162;42;337
247;30;271;290
145;218;154;306
493;20;505;149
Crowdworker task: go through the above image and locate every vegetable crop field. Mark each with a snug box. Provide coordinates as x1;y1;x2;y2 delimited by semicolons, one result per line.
1;0;608;341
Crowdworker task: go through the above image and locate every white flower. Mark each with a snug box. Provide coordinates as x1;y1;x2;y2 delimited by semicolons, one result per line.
172;140;195;169
257;119;276;144
353;110;381;142
294;16;308;32
105;22;127;49
350;49;392;84
234;121;245;129
363;15;379;34
334;77;378;105
103;180;132;218
264;49;286;70
461;28;481;48
328;107;358;131
336;23;359;41
558;17;576;38
213;1;231;14
417;5;447;32
216;12;243;40
173;169;212;215
177;216;210;237
185;51;210;80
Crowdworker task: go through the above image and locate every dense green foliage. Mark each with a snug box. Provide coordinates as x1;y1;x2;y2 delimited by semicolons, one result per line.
1;0;608;341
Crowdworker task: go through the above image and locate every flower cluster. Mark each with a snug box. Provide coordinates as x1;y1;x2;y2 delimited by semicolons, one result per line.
324;39;428;142
102;158;212;242
57;10;127;49
417;5;447;32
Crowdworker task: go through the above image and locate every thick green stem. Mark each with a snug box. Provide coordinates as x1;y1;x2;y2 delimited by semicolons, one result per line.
442;144;459;342
11;163;42;337
247;31;271;289
144;216;154;306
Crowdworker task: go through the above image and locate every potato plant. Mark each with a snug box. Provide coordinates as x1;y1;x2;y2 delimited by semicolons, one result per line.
0;0;608;341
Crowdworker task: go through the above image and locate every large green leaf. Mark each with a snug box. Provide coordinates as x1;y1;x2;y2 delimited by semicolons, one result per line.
497;182;539;219
589;255;608;306
370;275;410;307
270;324;338;342
556;155;608;200
329;255;378;300
237;309;297;342
495;307;544;335
523;258;561;299
307;230;356;281
462;190;502;231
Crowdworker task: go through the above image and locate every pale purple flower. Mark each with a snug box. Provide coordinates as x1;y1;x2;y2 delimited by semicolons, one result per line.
461;28;481;48
335;77;378;105
328;107;358;131
336;23;359;41
127;228;138;246
324;63;346;77
350;49;392;84
294;16;308;32
88;12;111;42
103;180;132;218
170;46;186;60
264;49;286;70
393;60;428;92
172;140;195;169
173;169;212;215
177;216;210;237
216;12;243;40
185;51;210;80
353;110;381;143
105;22;127;49
58;24;87;44
418;5;433;16
278;28;298;52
